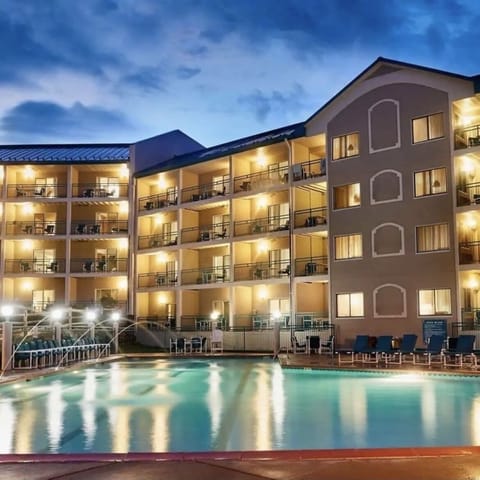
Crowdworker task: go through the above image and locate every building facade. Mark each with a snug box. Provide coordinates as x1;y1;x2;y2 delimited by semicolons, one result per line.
0;58;479;345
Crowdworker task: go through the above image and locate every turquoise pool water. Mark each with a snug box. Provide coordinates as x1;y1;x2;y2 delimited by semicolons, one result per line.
1;358;480;454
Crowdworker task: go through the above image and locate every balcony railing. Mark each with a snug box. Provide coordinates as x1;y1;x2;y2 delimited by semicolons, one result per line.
455;125;480;150
71;220;128;235
234;260;291;281
70;257;128;273
233;166;288;193
459;241;480;264
181;178;229;203
138;192;178;212
72;183;129;198
293;207;327;228
5;220;67;236
8;183;67;198
181;267;229;285
138;233;178;250
292;158;326;180
294;312;331;328
457;183;480;206
294;256;328;276
181;223;229;243
137;272;178;288
233;215;290;236
5;258;66;274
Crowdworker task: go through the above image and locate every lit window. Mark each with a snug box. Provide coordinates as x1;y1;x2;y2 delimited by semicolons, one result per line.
412;113;444;144
416;223;449;253
332;133;359;160
333;183;360;209
414;167;447;197
335;234;362;260
418;289;451;315
336;292;364;318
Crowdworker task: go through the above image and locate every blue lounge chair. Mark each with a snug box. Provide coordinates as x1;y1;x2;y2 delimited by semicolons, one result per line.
385;334;417;366
413;334;445;366
361;335;393;365
336;335;369;365
443;335;476;368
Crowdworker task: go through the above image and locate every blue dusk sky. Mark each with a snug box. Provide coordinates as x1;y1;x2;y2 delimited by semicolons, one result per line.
0;0;479;147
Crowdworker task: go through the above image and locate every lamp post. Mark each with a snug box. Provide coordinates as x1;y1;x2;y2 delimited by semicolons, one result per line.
1;305;14;372
111;311;120;354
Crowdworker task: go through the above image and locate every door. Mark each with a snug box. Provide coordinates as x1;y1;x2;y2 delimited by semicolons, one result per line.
96;176;119;197
34;213;44;235
32;289;55;312
34;249;55;273
96;212;118;234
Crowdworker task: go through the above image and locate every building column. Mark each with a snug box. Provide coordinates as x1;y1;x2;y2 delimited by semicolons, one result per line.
1;321;13;371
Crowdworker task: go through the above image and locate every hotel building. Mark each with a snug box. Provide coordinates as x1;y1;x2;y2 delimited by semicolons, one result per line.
1;57;479;346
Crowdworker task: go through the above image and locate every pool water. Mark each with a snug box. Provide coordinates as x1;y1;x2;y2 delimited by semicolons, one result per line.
1;358;480;454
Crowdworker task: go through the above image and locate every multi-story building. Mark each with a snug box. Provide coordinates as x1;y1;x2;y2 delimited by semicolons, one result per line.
1;57;479;346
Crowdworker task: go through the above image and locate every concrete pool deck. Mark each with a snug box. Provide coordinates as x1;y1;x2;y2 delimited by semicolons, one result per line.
1;352;480;479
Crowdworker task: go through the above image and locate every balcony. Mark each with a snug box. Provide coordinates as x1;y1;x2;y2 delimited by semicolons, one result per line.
181;178;229;204
138;191;178;212
138;233;178;250
455;125;480;150
137;272;178;288
72;183;128;198
233;166;288;193
459;241;480;264
233;260;290;281
181;267;229;285
294;256;328;276
292;158;326;181
8;183;67;198
70;257;128;273
233;215;290;237
5;258;66;274
6;220;67;236
181;224;229;243
293;207;327;228
71;220;128;235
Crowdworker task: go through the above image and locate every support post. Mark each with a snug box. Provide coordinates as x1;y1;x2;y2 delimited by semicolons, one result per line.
1;321;13;371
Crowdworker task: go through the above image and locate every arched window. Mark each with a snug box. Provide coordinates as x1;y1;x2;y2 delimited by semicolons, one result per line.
372;222;405;257
370;169;402;204
373;284;406;318
368;99;400;153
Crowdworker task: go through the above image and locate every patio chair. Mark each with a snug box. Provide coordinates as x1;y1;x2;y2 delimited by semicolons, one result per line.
320;335;335;355
211;329;223;353
385;334;418;366
191;336;203;353
413;334;445;367
443;335;476;368
336;335;369;365
291;332;307;354
361;335;394;365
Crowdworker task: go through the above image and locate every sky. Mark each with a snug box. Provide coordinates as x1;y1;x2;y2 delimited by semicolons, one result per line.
0;0;479;148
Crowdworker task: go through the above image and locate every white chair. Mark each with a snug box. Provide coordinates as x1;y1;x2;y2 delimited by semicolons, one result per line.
211;329;223;353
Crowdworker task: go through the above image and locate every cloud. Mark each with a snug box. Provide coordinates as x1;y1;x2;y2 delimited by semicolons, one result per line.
176;66;201;80
238;84;307;122
1;101;130;143
118;67;166;92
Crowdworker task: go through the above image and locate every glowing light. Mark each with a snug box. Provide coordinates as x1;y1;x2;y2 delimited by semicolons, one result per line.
22;239;33;250
22;281;32;292
210;311;219;321
118;238;128;249
118;278;128;289
256;151;267;168
50;308;64;323
469;279;480;291
120;164;129;178
85;309;97;323
257;196;267;209
24;165;34;179
258;287;267;300
158;294;167;305
157;252;167;263
111;311;121;322
382;373;424;383
0;305;14;318
119;202;129;214
466;218;478;231
259;240;268;252
157;175;167;190
22;203;33;214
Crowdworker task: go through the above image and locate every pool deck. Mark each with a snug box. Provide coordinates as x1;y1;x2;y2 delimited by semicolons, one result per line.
1;351;480;479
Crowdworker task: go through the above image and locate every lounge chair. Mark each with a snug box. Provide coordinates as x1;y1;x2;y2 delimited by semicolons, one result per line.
385;334;417;366
443;335;476;368
291;332;307;354
413;334;445;366
361;335;393;365
336;335;369;365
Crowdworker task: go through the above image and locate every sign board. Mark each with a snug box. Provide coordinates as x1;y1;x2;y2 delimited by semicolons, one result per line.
422;319;447;344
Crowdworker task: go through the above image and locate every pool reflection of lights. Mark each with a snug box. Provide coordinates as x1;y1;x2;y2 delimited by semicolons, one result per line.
382;373;424;383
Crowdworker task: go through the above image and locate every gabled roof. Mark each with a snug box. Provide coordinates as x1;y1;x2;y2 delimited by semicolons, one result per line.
0;143;130;163
306;57;476;124
135;122;305;177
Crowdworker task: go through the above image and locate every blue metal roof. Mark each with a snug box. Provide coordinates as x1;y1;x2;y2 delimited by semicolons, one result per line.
135;122;305;177
0;144;130;163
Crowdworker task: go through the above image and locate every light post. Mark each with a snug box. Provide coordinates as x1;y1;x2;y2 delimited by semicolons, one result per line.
111;311;121;354
1;305;14;372
272;311;282;359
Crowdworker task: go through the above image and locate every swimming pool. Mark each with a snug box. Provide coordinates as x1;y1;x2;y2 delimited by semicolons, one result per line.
1;358;479;454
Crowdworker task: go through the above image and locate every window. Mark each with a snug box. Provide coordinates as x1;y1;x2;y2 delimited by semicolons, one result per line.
416;223;449;252
332;133;359;160
412;113;444;143
333;183;360;209
32;289;55;312
414;167;447;197
418;289;451;315
336;292;364;318
335;234;362;259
